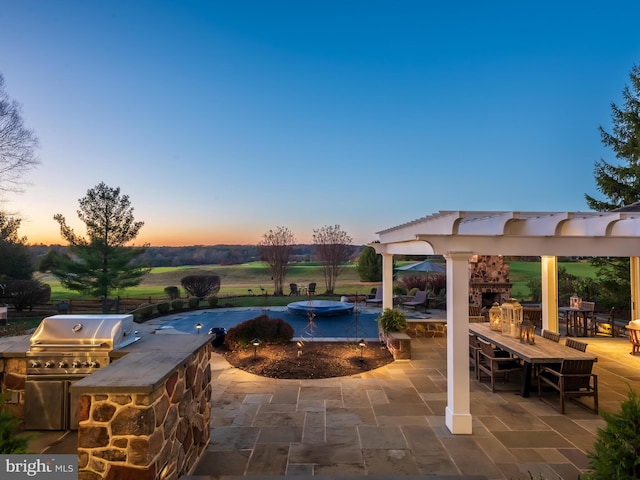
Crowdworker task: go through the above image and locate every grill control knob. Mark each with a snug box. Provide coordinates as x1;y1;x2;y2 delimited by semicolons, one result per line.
81;361;90;367
30;360;41;368
89;361;100;368
44;361;55;368
58;361;68;368
72;361;82;368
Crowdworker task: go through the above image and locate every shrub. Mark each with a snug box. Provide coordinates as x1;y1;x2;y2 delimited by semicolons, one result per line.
171;298;184;310
224;314;294;350
583;386;640;479
207;295;219;307
393;285;407;295
3;279;51;311
378;308;407;332
164;286;180;299
399;275;428;292
156;302;170;314
137;304;154;318
188;296;200;308
426;274;446;296
0;393;29;453
181;274;221;299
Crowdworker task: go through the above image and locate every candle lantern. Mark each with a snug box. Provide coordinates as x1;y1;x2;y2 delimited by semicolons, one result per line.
489;302;502;331
519;320;536;344
501;298;523;337
570;294;582;309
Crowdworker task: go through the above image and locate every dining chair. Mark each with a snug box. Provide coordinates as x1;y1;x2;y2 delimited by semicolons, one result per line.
537;359;598;414
469;334;481;380
476;338;523;392
542;329;560;342
565;338;588;352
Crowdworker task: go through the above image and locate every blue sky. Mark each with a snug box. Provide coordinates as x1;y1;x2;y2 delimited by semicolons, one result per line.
1;1;639;246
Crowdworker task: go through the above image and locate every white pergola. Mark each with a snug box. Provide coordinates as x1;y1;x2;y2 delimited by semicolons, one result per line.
373;210;640;434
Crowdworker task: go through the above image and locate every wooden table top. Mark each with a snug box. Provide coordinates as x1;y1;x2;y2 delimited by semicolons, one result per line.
469;323;597;364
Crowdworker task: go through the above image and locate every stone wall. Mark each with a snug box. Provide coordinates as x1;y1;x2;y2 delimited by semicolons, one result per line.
469;255;512;307
0;357;26;419
77;343;212;480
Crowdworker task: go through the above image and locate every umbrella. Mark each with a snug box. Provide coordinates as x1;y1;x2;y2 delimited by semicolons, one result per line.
395;260;446;273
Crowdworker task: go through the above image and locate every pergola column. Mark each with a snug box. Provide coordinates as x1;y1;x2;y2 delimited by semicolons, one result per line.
444;251;473;434
381;253;394;311
631;257;640;321
541;256;559;333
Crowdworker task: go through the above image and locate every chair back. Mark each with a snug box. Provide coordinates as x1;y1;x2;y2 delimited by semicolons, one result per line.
565;338;588;352
469;305;482;317
308;282;317;294
526;309;542;327
542;329;560;342
581;301;595;311
559;359;595;390
412;290;427;303
478;338;497;360
373;288;383;300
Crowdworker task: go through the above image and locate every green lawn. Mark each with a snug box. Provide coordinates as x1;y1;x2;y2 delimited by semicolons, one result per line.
35;259;599;303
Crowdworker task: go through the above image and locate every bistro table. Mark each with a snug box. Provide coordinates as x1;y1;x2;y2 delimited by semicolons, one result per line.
469;323;597;397
558;306;594;337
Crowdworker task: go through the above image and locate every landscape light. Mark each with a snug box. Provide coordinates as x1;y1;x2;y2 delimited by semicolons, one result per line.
358;339;366;362
296;340;303;357
195;322;202;334
251;338;262;360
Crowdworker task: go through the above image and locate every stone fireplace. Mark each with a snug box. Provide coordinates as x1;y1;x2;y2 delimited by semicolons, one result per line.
469;255;512;308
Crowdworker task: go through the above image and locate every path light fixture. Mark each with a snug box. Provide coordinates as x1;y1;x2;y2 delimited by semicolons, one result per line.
489;302;502;331
195;322;202;334
251;338;262;360
296;340;303;357
358;339;366;362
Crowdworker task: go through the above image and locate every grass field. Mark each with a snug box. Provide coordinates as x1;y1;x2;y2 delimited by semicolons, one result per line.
35;260;598;303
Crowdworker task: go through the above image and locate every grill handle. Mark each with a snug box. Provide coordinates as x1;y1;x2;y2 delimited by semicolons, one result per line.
30;342;109;348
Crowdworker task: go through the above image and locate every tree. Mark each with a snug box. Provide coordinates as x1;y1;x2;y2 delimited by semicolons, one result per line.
585;64;640;211
0;211;33;280
51;182;149;301
585;64;640;313
357;245;382;282
258;226;295;296
0;73;39;192
313;225;353;294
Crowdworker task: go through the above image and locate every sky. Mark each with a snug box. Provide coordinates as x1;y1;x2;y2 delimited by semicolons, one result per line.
1;1;640;247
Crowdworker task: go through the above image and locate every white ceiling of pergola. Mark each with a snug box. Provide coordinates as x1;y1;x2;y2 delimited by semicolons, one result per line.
375;210;640;257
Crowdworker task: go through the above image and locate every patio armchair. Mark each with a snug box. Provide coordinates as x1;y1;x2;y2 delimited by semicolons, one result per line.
307;282;317;295
289;283;299;296
625;319;640;355
537;359;598;414
476;338;523;392
592;307;616;337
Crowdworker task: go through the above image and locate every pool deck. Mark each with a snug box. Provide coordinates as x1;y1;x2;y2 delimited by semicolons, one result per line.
29;307;640;479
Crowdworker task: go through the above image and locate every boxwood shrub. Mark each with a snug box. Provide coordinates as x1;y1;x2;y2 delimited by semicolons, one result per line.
207;295;219;307
224;314;294;350
188;296;200;308
156;302;170;314
171;298;184;310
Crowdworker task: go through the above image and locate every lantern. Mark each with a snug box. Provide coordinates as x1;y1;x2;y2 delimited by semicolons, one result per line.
570;294;582;310
519;320;536;344
501;298;523;337
489;302;502;331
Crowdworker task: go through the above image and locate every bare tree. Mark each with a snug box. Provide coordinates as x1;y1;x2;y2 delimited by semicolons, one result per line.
258;226;295;296
0;74;39;192
313;225;353;294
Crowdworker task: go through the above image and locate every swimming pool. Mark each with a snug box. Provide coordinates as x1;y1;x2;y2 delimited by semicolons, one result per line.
158;308;381;340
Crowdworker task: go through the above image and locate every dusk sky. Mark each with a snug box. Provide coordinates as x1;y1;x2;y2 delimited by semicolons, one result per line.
2;1;640;247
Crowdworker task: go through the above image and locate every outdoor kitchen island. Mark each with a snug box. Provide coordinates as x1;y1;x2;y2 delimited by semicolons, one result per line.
73;332;213;480
0;323;213;480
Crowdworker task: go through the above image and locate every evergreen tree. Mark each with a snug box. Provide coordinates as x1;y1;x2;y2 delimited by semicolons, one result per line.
0;211;33;280
357;245;382;282
585;64;640;313
51;182;149;301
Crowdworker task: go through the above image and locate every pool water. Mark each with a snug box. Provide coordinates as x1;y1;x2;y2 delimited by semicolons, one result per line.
160;308;381;340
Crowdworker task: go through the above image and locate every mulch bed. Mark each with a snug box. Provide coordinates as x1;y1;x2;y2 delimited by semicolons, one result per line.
213;341;394;379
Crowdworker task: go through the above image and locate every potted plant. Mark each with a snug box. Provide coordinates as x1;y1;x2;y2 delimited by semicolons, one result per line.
377;308;408;332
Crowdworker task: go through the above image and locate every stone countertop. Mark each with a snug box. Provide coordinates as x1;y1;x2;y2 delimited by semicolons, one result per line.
73;333;212;394
0;334;30;357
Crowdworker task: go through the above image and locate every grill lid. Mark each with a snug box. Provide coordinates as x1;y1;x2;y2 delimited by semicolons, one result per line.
29;314;135;351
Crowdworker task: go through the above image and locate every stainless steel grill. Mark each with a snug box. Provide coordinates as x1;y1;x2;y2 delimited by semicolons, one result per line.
25;314;139;430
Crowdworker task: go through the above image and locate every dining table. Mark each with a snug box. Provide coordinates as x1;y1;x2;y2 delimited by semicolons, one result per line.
558;306;594;337
469;323;597;397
